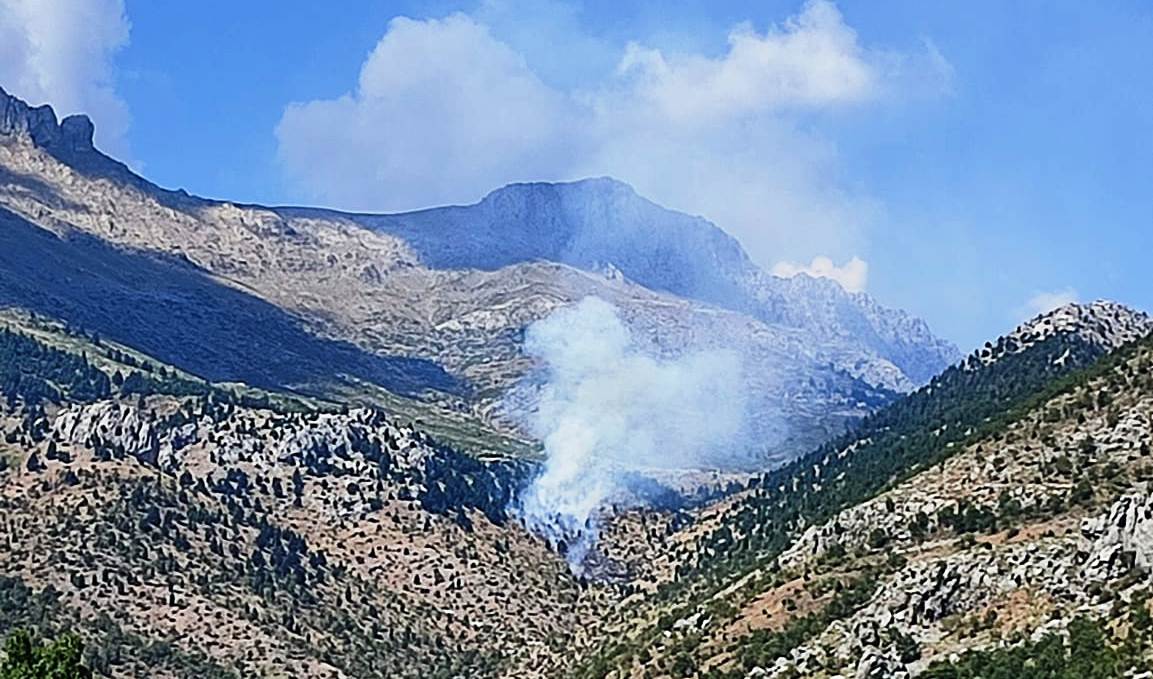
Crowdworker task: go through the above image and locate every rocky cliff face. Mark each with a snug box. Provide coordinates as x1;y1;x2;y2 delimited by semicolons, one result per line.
0;85;142;185
0;86;94;154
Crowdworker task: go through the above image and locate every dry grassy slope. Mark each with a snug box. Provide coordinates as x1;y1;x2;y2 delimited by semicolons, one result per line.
0;392;643;678
588;331;1153;678
0;316;712;678
0;130;898;461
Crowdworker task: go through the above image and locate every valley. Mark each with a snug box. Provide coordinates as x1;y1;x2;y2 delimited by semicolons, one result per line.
2;86;1153;679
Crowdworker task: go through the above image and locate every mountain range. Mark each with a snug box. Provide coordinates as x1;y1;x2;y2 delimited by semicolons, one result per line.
4;86;1153;679
0;85;957;462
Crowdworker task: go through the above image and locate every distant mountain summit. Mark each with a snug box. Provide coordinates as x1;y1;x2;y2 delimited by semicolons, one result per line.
966;301;1153;371
334;177;959;389
0;86;958;461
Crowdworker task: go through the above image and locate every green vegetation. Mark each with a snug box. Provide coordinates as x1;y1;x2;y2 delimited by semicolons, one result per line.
0;309;521;457
734;574;878;672
690;332;1148;582
923;615;1152;678
578;327;1153;676
324;376;537;459
0;318;314;413
0;327;111;406
0;629;91;679
0;575;237;678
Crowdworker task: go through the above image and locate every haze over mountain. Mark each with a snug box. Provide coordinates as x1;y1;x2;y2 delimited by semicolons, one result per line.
3;83;1153;679
0;86;958;464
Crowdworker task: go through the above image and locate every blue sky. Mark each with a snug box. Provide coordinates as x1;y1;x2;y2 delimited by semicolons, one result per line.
2;1;1151;351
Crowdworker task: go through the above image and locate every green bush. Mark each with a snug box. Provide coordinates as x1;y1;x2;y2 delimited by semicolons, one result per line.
0;629;92;679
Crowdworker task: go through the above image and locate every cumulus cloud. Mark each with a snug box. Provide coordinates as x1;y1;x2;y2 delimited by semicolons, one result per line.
276;0;949;266
1023;287;1079;319
0;0;131;155
771;255;868;292
278;14;575;210
612;0;875;124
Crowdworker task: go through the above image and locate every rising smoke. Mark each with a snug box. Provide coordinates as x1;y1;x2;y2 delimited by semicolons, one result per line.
515;297;746;571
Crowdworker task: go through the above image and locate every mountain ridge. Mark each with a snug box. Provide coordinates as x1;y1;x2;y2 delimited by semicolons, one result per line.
0;85;959;462
966;300;1153;371
331;177;960;388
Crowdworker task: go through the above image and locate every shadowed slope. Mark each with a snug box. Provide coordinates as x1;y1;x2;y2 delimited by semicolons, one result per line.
0;208;460;397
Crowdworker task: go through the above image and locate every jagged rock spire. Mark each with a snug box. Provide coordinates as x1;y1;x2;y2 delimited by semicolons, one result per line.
0;85;96;155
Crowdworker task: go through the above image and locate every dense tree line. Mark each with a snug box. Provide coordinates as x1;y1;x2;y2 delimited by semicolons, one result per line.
923;613;1153;678
0;629;91;678
0;328;111;406
0;327;284;412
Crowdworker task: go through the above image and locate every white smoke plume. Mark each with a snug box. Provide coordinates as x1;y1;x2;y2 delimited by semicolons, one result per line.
516;297;746;570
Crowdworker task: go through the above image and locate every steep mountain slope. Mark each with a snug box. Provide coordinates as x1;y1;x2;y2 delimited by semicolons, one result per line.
0;86;956;463
1;282;1150;678
0;320;593;678
567;302;1153;677
329;178;957;389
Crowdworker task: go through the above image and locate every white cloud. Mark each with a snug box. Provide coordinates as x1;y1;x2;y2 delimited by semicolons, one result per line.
0;0;131;155
278;14;576;211
613;0;875;125
276;0;948;267
1023;287;1079;318
771;255;868;292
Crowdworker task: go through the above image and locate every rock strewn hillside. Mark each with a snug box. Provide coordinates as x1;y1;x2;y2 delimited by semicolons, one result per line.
0;314;701;678
746;355;1153;677
562;304;1153;677
0;394;599;677
965;301;1152;371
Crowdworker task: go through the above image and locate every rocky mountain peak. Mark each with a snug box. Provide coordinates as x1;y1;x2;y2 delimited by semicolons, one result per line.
480;176;640;206
966;300;1153;370
352;174;960;390
0;86;96;155
1023;300;1151;342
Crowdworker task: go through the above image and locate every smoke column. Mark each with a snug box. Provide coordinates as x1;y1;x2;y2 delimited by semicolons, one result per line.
517;296;745;571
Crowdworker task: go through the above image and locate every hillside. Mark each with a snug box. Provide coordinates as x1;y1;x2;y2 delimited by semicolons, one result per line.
1;297;1149;678
0;85;957;464
565;302;1153;677
0;321;589;677
6;85;1153;679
